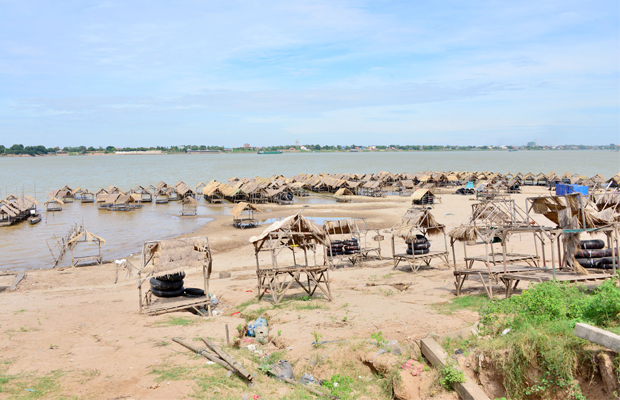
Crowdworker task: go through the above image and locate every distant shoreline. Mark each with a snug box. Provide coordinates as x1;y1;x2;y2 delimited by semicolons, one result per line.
1;148;617;158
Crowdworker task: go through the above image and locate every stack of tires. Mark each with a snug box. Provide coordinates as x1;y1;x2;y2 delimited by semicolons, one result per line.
575;240;618;269
406;235;430;255
150;272;185;298
328;241;344;257
343;238;360;255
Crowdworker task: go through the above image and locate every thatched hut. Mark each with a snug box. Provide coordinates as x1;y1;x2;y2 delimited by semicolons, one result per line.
180;197;199;216
230;202;262;229
249;213;330;304
411;188;435;205
334;188;354;203
44;197;64;212
137;237;213;315
265;187;294;205
65;227;106;268
80;189;95;203
390;208;449;273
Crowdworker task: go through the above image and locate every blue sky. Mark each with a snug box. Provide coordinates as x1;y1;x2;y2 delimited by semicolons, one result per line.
0;0;618;147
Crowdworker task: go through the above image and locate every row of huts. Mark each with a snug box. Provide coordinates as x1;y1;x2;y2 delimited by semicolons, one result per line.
41;171;619;211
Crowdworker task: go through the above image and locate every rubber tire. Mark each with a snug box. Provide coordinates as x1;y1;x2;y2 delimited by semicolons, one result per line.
600;257;619;265
575;248;615;258
412;242;431;251
151;286;185;298
345;245;360;251
575;258;601;268
156;272;186;282
150;277;184;291
406;237;428;245
413;248;430;255
579;240;605;250
184;288;205;297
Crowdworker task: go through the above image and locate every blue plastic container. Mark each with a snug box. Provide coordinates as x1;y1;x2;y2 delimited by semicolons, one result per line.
555;184;588;196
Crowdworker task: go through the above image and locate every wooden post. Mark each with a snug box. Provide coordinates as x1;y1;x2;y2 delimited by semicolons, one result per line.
225;324;230;347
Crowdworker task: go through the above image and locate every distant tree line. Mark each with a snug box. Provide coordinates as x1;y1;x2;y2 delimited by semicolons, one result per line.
0;143;616;156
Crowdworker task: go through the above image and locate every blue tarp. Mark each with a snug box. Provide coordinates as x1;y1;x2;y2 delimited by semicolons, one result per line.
465;181;474;189
555;184;588;196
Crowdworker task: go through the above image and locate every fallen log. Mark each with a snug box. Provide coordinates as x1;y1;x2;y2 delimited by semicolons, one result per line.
201;336;253;382
172;337;233;371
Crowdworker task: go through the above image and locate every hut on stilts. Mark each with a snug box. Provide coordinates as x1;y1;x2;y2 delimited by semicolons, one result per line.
249;213;331;304
230;202;262;229
390;208;449;273
180;197;199;216
137;237;213;316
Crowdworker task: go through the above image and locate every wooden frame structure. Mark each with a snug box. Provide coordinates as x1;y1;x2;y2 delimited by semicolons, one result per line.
230;202;262;229
391;208;450;273
250;213;331;304
137;237;213;316
180;197;199;216
65;226;105;267
323;218;381;268
334;188;353;203
44;197;64;212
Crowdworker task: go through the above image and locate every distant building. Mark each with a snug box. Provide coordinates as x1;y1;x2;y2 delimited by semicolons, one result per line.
244;143;251;148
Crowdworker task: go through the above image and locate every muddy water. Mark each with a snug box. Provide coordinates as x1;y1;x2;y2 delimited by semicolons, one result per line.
0;150;617;271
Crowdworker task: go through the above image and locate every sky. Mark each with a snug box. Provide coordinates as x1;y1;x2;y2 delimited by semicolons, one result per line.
0;0;618;147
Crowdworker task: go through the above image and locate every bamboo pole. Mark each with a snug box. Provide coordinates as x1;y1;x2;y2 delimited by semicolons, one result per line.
172;337;233;371
201;337;253;381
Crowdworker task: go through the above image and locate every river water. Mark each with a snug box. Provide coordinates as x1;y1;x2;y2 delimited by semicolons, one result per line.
0;150;617;271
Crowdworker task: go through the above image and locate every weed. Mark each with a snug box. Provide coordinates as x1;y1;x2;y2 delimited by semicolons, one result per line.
439;363;466;390
311;331;323;345
236;324;244;333
434;294;489;315
154;317;199;327
339;302;349;309
321;374;354;399
13;309;26;315
370;331;388;350
277;330;282;336
0;369;64;398
342;316;348;323
154;341;169;347
380;289;394;297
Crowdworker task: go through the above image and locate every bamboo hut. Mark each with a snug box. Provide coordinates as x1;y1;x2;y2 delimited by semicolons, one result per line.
44;197;64;212
334;188;353;203
80;189;95;203
390;208;449;273
138;237;213;315
322;218;381;268
174;181;196;199
265;187;294;205
249;213;330;304
180;197;199;216
411;188;435;205
154;188;170;204
65;227;106;267
230;202;262;229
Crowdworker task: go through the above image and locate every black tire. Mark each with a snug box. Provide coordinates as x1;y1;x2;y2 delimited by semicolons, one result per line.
575;258;601;268
600;257;619;265
575;248;614;258
151;286;185;298
406;248;413;255
150;277;184;291
406;237;428;245
413;248;430;255
579;240;605;250
156;272;186;282
344;245;360;251
413;242;431;251
184;288;205;297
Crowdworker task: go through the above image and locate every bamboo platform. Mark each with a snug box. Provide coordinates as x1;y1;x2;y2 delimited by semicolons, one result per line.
257;265;331;304
454;265;545;298
464;252;539;269
500;270;616;298
233;218;259;229
393;250;450;273
142;295;210;316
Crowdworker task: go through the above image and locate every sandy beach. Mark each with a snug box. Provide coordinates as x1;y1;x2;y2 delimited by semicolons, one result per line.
0;186;612;399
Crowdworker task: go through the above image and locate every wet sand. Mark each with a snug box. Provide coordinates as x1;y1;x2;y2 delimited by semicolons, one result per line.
0;187;605;399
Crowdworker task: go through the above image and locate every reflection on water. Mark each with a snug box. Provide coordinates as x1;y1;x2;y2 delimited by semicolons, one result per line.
0;202;213;271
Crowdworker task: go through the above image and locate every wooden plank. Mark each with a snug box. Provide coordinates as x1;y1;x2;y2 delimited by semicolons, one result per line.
420;338;491;400
9;272;25;291
574;323;620;352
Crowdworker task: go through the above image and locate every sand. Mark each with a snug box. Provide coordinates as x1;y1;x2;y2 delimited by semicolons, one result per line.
0;187;605;399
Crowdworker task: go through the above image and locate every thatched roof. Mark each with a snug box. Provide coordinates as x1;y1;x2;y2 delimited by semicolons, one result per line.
181;197;199;206
323;219;359;235
334;188;353;196
44;197;65;205
392;208;444;237
249;213;325;247
67;230;106;246
230;202;262;218
411;188;433;201
141;238;210;276
530;195;613;229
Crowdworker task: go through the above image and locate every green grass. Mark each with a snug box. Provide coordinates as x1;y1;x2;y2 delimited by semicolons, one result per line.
0;369;65;399
434;294;490;315
475;278;620;400
153;316;200;327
